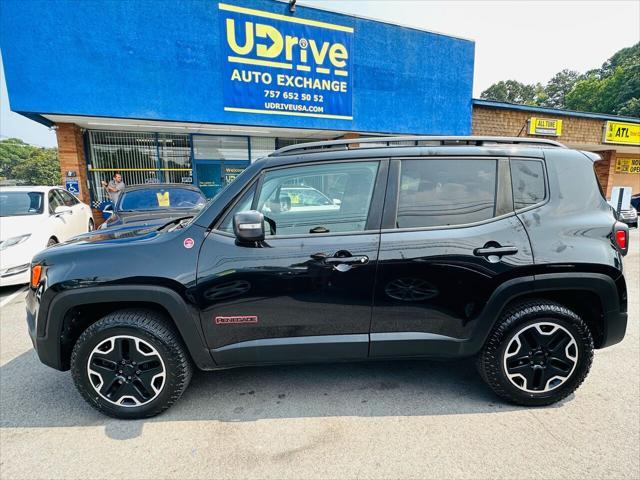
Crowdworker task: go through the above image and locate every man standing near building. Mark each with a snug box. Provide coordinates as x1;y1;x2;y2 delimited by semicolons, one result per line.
101;172;125;204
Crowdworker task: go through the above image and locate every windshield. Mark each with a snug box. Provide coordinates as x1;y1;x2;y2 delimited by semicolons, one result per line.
118;187;206;211
0;191;45;217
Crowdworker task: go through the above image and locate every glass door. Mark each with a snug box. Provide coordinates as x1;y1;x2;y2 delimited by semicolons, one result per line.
194;161;223;199
191;135;251;199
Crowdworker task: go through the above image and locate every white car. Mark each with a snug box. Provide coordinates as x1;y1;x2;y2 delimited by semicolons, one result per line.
0;186;94;286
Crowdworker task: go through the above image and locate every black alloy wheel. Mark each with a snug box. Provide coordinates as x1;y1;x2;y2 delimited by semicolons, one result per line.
503;322;578;393
71;309;193;419
87;335;166;407
478;300;593;406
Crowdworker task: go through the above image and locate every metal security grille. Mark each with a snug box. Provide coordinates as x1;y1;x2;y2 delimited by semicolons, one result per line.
87;130;192;204
158;134;192;184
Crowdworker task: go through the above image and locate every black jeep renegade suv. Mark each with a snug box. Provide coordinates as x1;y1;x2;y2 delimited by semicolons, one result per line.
26;137;629;419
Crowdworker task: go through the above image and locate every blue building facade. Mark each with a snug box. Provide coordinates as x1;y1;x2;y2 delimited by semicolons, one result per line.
0;0;475;202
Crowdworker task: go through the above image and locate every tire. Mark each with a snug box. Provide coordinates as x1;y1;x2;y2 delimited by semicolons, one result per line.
88;218;94;231
46;237;58;247
71;309;193;419
477;300;593;406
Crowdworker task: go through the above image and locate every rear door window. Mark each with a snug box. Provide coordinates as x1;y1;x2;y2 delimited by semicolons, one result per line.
396;159;498;228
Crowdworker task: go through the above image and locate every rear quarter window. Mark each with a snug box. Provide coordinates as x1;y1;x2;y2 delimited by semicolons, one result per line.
510;159;546;210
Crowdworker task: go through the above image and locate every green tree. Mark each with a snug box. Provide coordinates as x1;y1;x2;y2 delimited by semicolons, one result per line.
10;147;61;185
0;138;60;185
482;42;640;116
0;138;34;180
541;69;579;109
480;80;543;105
618;97;640;117
600;43;640;77
564;75;603;112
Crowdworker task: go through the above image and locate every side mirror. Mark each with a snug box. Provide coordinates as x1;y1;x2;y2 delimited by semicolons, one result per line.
332;198;342;206
233;210;265;243
54;205;72;216
102;204;114;214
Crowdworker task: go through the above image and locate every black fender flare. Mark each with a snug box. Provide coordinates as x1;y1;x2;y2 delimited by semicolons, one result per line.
37;285;216;371
461;272;626;355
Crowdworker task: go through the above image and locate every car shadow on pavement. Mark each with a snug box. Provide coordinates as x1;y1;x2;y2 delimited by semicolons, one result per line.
1;349;567;434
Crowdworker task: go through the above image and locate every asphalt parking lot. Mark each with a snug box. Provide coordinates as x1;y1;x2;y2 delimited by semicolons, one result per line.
1;231;638;480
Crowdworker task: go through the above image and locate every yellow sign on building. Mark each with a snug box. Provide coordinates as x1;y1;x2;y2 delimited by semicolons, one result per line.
615;158;640;174
528;117;563;136
604;121;640;145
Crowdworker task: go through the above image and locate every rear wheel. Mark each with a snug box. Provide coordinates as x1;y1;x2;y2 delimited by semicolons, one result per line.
478;300;593;406
88;219;94;231
71;309;193;419
46;237;58;247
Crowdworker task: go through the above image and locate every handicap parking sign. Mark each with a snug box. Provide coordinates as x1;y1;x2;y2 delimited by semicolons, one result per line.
65;179;80;195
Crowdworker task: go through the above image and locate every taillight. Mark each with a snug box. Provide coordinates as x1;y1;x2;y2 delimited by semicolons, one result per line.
30;264;42;288
613;223;629;256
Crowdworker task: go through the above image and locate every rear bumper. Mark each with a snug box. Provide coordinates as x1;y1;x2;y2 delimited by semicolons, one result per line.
601;310;627;349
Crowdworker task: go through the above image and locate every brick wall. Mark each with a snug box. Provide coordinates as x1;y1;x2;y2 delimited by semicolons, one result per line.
55;123;103;225
472;105;605;143
594;151;614;193
606;152;640;198
471;105;640;194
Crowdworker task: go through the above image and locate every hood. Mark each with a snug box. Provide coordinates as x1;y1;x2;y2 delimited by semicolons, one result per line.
104;209;200;229
0;214;43;241
61;223;162;247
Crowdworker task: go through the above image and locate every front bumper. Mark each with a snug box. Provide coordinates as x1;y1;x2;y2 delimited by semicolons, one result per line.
0;265;30;286
25;286;64;370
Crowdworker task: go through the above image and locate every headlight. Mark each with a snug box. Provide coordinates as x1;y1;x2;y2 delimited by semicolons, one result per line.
0;234;31;251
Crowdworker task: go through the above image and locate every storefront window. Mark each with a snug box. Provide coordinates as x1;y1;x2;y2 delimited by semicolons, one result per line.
250;137;276;161
193;136;248;160
86;131;334;207
88;130;172;204
158;134;192;184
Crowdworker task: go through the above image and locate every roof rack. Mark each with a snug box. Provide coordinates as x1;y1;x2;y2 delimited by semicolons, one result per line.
269;135;567;157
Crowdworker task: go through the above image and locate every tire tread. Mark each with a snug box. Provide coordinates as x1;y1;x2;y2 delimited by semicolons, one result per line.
477;299;594;406
70;308;193;419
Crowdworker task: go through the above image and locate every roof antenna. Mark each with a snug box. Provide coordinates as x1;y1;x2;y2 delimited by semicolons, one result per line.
289;0;296;13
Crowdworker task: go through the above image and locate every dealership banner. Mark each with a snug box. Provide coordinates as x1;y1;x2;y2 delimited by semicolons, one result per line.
603;121;640;145
219;2;353;120
615;158;640;174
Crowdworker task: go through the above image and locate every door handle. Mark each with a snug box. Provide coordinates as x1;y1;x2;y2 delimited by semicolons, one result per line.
325;255;369;266
474;246;518;257
310;252;369;268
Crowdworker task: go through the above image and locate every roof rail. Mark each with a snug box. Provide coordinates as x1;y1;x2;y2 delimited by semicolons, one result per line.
269;135;567;156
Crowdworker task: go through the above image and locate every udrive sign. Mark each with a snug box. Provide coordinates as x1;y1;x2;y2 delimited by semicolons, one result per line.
219;2;354;120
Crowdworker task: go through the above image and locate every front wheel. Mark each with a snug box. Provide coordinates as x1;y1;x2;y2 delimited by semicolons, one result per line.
71;309;193;419
478;300;594;406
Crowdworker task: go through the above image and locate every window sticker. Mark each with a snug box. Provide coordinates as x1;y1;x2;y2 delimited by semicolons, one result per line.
156;191;170;207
